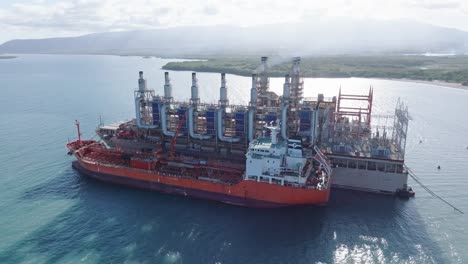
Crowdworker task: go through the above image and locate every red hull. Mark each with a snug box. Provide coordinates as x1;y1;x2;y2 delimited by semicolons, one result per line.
72;157;330;207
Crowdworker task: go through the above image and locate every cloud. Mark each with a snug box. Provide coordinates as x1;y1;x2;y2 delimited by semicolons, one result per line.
408;0;462;10
0;0;170;33
0;0;468;43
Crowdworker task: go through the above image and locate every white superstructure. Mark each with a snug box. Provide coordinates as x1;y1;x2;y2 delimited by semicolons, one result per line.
245;124;330;190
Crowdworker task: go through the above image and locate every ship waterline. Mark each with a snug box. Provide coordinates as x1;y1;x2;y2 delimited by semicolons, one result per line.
68;56;410;207
72;160;330;208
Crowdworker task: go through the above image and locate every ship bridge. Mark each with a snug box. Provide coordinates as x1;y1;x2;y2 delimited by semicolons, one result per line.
243;124;329;190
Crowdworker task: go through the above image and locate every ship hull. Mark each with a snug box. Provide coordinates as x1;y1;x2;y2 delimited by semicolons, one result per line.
331;167;408;194
72;159;330;208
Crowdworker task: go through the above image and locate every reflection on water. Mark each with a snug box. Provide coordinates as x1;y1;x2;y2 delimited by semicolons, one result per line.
0;174;447;263
0;54;467;263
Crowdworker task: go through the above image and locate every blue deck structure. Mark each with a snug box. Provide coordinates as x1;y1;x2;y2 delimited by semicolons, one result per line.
178;107;187;132
235;111;246;137
300;110;311;132
206;109;216;136
152;102;160;125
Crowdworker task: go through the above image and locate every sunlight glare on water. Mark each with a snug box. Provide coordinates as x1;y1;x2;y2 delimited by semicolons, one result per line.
0;54;467;263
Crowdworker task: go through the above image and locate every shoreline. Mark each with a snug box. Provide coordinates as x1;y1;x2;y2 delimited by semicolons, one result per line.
0;55;16;59
161;65;468;91
376;78;468;91
3;53;467;91
162;65;468;91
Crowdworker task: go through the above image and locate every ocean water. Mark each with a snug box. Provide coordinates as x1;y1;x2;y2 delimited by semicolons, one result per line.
0;54;467;264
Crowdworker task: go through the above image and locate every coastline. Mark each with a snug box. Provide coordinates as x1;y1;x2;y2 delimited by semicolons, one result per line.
162;63;468;91
160;55;468;91
377;78;468;91
2;53;467;91
162;62;468;91
0;55;16;59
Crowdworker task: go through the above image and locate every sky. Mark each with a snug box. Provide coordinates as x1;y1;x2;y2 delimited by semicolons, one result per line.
0;0;468;43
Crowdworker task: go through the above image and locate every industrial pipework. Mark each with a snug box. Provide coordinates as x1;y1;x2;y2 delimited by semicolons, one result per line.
217;73;240;142
160;72;182;137
217;108;240;142
135;71;158;129
281;75;290;140
188;107;210;140
160;104;183;137
248;73;258;141
188;73;210;140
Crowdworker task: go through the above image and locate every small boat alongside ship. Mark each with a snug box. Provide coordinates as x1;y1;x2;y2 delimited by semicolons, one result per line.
67;56;413;207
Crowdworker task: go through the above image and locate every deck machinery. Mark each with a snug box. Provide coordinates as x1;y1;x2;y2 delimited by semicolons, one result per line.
98;57;411;194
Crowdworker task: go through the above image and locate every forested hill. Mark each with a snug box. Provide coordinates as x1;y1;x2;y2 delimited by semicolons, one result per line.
162;56;468;86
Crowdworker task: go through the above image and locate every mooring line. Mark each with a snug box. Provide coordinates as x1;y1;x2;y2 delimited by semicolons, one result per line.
405;166;464;214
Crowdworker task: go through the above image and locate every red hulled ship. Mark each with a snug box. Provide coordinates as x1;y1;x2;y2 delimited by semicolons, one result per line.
66;57;340;207
67;121;332;208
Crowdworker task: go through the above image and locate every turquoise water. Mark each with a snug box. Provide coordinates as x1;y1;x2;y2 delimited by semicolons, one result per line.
0;54;467;263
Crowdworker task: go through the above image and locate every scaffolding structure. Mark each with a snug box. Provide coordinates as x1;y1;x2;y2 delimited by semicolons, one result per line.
322;88;409;160
287;57;304;136
335;87;373;125
392;99;410;158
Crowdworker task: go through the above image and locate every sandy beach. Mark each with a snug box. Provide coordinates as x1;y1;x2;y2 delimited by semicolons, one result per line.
379;78;468;91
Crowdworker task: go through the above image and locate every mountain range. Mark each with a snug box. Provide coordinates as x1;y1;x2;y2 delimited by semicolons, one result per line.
1;18;468;56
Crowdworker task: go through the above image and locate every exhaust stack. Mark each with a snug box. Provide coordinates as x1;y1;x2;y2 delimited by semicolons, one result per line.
283;74;290;100
187;72;209;139
164;72;173;102
281;73;292;140
138;71;147;92
248;73;258;142
250;73;258;107
219;73;228;107
135;71;157;129
258;56;269;97
260;56;268;72
292;57;301;70
190;72;200;106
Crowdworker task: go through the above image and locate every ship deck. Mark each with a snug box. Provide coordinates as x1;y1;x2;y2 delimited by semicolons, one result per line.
321;142;405;162
79;146;244;186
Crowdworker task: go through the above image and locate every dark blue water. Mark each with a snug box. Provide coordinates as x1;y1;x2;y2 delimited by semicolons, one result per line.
0;54;467;263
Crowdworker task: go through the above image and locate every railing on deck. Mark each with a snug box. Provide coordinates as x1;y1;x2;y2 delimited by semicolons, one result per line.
313;146;331;176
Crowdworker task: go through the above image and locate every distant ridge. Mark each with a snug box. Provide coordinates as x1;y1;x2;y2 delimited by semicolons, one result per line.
1;19;468;56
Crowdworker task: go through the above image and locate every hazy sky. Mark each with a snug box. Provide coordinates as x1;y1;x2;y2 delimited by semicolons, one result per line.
0;0;467;43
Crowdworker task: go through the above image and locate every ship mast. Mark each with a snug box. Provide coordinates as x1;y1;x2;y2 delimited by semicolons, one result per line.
75;120;82;145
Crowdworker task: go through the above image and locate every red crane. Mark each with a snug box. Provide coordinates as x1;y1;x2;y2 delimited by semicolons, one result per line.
170;109;188;159
75;120;82;145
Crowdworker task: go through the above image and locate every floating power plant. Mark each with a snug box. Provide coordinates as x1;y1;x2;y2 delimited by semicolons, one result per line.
67;56;413;207
130;57;329;155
